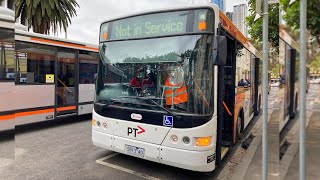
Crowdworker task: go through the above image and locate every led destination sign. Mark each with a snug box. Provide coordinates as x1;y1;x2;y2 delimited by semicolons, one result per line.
113;20;186;39
111;11;188;39
100;9;214;41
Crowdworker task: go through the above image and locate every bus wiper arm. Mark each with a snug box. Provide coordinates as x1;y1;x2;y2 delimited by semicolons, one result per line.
118;96;181;120
95;99;123;112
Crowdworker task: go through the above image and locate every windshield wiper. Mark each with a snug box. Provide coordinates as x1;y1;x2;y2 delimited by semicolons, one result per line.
95;99;132;111
118;96;181;120
95;99;124;112
96;98;155;112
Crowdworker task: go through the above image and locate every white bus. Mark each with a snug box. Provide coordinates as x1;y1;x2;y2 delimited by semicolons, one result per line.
0;16;98;131
92;4;262;172
0;6;14;132
279;26;309;132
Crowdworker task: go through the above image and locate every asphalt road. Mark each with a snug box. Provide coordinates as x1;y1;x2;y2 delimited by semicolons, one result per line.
1;116;143;180
0;111;260;180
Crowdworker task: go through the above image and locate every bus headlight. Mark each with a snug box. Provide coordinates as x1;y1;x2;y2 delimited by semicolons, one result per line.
171;135;178;142
195;136;211;147
102;122;108;128
92;119;95;126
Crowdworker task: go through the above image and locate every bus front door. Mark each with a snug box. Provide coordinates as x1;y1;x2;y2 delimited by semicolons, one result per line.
55;50;78;117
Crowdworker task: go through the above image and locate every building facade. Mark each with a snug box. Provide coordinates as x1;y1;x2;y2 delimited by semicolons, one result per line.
212;0;226;13
226;12;233;22
232;4;247;37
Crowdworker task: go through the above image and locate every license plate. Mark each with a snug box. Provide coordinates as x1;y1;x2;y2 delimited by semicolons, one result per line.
124;144;145;158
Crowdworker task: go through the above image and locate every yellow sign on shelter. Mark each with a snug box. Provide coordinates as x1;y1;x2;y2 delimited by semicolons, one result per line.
46;74;54;83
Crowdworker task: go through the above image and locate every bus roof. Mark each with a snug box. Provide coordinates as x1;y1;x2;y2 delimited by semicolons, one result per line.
219;9;262;59
279;25;299;52
0;7;14;29
100;4;219;24
15;29;98;52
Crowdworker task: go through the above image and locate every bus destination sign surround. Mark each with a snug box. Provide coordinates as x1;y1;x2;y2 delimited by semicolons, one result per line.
100;9;214;41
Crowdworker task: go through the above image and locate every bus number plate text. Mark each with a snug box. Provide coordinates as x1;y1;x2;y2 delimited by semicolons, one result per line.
124;144;145;158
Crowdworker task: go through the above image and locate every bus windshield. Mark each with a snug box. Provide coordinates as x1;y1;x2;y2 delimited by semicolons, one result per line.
95;35;214;115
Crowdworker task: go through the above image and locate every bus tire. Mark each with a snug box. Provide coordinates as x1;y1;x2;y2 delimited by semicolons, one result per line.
236;114;243;140
258;95;262;112
290;94;298;119
295;94;298;112
255;95;261;115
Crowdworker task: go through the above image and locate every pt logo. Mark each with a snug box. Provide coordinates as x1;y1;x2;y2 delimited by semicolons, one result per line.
127;126;145;137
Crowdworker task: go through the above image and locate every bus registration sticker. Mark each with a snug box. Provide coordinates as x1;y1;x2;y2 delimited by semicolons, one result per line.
163;116;173;127
124;144;145;158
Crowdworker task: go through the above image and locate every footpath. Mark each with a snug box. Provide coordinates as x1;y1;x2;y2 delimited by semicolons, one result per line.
229;84;319;180
284;85;320;179
227;87;280;180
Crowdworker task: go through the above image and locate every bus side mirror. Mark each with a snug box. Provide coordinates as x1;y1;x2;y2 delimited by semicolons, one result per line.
212;35;227;66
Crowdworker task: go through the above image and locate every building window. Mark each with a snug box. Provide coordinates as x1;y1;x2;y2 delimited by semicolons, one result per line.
0;28;14;80
79;50;98;84
16;42;56;84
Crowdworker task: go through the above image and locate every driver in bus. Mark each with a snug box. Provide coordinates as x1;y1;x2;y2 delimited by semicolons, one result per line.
163;66;188;107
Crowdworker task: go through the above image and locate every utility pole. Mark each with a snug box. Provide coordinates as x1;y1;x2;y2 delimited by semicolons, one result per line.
299;0;307;179
262;0;268;178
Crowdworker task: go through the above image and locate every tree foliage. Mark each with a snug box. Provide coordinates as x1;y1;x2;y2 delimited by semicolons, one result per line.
281;0;320;45
15;0;79;34
245;0;279;50
309;56;320;73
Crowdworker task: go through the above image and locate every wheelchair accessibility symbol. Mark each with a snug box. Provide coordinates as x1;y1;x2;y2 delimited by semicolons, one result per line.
163;116;173;127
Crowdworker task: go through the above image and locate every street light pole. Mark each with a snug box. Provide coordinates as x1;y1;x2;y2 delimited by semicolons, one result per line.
262;0;269;179
299;0;307;179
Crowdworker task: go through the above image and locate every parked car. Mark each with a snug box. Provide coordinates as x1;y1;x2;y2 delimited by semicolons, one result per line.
310;78;320;84
270;78;280;87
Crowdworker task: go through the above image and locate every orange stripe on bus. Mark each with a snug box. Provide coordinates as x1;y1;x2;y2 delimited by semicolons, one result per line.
31;37;98;51
0;114;15;121
57;106;76;112
15;108;54;118
0;108;54;121
219;10;261;59
0;106;77;121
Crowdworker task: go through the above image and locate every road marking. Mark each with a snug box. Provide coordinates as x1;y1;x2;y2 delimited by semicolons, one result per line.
15;148;27;156
0;158;14;168
96;153;161;180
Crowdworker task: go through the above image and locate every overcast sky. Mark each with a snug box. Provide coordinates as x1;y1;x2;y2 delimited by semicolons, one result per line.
57;0;247;45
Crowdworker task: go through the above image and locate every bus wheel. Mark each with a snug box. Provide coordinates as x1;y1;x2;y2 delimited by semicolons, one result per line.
256;95;261;115
295;95;298;112
259;95;262;111
236;115;243;140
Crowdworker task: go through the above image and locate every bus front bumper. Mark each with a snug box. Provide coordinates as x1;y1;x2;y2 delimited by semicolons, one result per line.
92;130;216;172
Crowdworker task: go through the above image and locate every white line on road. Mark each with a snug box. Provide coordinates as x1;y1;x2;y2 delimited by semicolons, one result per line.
0;158;14;168
96;153;161;180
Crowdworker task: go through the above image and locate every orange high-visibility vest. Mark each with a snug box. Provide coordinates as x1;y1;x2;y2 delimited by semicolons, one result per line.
164;77;188;105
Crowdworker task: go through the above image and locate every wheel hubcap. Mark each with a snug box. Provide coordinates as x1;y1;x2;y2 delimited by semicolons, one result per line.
237;117;241;133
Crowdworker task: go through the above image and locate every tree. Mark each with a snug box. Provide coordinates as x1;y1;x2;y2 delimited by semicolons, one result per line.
281;0;320;45
15;0;79;34
245;0;279;72
309;56;320;74
245;0;279;50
